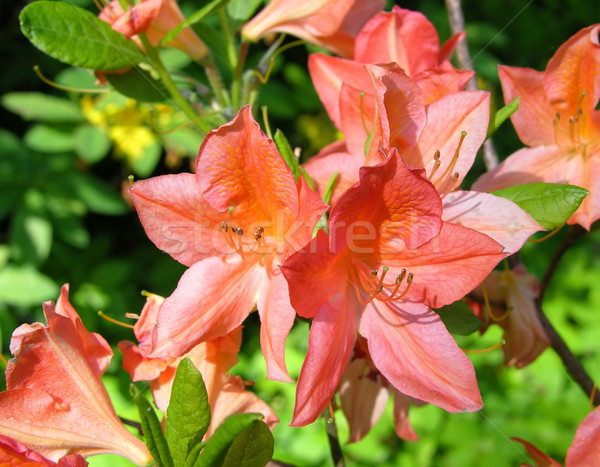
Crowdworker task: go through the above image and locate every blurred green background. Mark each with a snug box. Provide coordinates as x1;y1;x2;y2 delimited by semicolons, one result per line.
1;0;599;465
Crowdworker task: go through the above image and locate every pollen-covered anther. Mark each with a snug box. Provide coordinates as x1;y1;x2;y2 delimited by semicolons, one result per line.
254;226;264;241
428;150;442;181
355;265;414;304
430;131;467;192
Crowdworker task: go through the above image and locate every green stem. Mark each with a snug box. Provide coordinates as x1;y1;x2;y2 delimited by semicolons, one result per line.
219;9;240;109
138;33;200;125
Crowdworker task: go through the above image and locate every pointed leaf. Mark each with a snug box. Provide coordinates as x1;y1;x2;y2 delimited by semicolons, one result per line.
221;420;274;467
193;413;264;467
487;96;520;139
130;384;174;467
1;92;83;123
0;265;58;307
106;67;169;103
161;0;230;46
434;300;482;336
24;124;75;153
74;125;112;163
20;1;146;70
492;182;589;230
274;129;300;181
166;358;211;466
227;0;263;21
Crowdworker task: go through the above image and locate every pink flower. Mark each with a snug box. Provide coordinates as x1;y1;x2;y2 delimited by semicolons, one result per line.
0;435;88;466
242;0;385;57
100;0;207;60
119;293;278;437
129;106;326;381
474;25;600;229
0;285;151;465
282;151;506;426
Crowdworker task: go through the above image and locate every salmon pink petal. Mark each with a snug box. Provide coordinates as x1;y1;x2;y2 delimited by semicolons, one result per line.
360;301;482;412
388;222;505;309
196;106;298;222
414;62;474;105
511;438;562;467
566;406;600;466
498;65;557;146
149;257;262;358
308;54;373;129
129;173;228;267
442;191;543;254
302;141;363;205
544;25;600;121
401;90;489;192
438;32;466;63
339;359;389;443
355;6;440;75
100;0;160;38
118;341;168;381
393;391;419;441
571;155;600;229
257;268;296;382
329;153;441;254
0;435;88;466
291;286;359;426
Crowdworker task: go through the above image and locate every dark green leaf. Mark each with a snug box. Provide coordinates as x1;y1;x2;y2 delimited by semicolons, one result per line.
161;0;230;46
274;129;300;181
166;358;211;466
434;300;482;336
130;384;174;467
227;0;263;22
20;1;146;70
106;67;169;103
492;182;589;230
24;125;75;153
2;93;83;123
221;420;274;467
63;172;128;215
10;190;53;266
487;96;520;139
74;125;111;163
193;413;264;467
0;265;58;307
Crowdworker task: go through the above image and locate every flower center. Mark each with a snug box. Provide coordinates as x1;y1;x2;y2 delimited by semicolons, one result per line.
428;130;466;197
353;264;414;305
553;92;589;151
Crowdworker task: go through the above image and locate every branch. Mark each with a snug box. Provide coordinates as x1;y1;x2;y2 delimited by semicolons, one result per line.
445;0;499;170
323;408;345;467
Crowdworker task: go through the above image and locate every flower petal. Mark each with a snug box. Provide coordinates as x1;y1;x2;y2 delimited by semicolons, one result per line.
566;405;600;466
361;301;482;412
511;438;562;467
414;61;474;105
392;391;420;441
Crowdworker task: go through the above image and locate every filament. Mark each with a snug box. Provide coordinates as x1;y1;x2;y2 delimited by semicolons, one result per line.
590;384;598;411
463;340;505;354
428;151;441;181
527;224;563;243
432;131;467;187
327;400;335;424
98;311;135;329
34;66;109;94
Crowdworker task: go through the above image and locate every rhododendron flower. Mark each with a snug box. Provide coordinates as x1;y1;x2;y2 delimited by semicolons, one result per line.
306;63;543;254
100;0;207;60
0;285;151;465
0;435;88;467
129;106;326;381
474;25;600;229
468;265;549;368
119;293;278;437
282;151;507;425
242;0;385;57
513;405;600;466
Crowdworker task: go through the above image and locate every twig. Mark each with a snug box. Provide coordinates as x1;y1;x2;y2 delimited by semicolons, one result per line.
445;0;499;170
119;416;143;436
323;409;345;467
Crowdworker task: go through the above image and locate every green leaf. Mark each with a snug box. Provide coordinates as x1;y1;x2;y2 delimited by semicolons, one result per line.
74;125;112;163
487;96;520;139
20;1;146;70
434;300;482;336
166;358;211;467
227;0;263;22
63;173;128;215
0;265;58;307
106;67;169;103
131;140;162;177
492;182;589;230
2;93;83;123
274;129;300;181
193;413;265;467
161;0;230;46
10;190;53;266
221;420;274;467
24;125;75;153
130;384;174;467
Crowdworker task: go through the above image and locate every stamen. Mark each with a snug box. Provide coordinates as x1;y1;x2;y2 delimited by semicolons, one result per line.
327;400;335;424
433;131;467;187
553;112;561;146
379;269;406;301
527;224;564;243
569;116;576;146
441;172;461;199
98;311;135;329
221;221;229;233
428;150;441;181
0;353;7;366
463;339;505;354
254;226;264;241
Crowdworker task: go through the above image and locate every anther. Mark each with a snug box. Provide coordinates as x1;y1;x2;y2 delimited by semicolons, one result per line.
428;150;442;181
236;228;243;236
371;269;378;277
221;221;228;233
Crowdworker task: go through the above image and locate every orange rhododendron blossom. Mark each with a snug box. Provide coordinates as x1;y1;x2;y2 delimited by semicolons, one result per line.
242;0;385;57
306;63;543;254
468;265;549;368
0;435;88;467
129;106;326;382
99;0;207;60
474;25;600;229
119;293;278;437
281;151;506;426
0;285;151;465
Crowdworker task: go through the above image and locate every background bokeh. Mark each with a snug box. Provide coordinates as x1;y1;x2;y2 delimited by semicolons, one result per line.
1;0;599;465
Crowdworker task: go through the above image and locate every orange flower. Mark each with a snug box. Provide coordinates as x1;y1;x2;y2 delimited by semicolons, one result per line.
119;293;278;438
99;0;207;60
0;285;151;465
0;435;88;466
